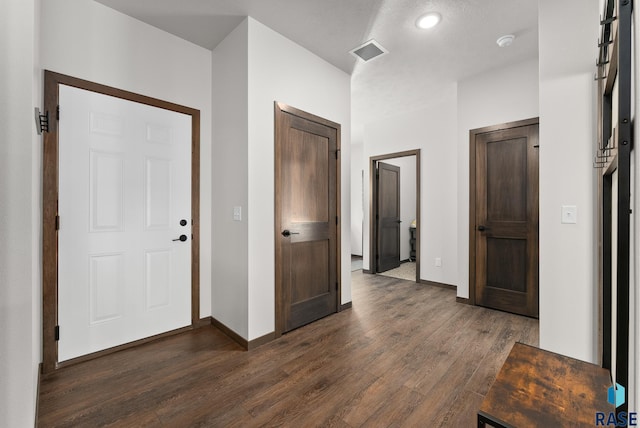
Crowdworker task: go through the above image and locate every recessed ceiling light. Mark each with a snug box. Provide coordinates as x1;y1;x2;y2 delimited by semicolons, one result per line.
496;34;516;48
416;12;442;30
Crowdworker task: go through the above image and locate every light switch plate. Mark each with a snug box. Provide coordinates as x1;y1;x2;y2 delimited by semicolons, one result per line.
561;205;577;224
233;206;242;221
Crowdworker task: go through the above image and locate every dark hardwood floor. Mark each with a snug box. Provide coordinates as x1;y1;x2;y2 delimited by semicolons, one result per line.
38;271;538;427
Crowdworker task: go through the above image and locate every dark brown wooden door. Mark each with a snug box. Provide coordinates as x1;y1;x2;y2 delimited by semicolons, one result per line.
377;162;401;272
275;103;339;334
474;123;539;317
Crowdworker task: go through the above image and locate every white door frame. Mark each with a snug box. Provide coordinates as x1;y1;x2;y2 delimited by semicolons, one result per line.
42;70;201;373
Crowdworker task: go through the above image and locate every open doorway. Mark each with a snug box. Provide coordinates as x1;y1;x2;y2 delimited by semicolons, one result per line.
369;150;420;282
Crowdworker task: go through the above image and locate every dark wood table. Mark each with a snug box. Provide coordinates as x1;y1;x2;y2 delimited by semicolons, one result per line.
478;342;614;427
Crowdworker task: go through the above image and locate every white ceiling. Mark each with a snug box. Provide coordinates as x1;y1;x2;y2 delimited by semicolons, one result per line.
95;0;538;132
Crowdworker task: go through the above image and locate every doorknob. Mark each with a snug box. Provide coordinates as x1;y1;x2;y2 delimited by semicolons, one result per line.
281;230;300;237
172;234;188;242
180;219;188;226
478;225;488;232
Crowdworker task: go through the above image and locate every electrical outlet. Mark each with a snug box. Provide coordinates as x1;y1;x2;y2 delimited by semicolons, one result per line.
233;206;242;221
435;257;442;267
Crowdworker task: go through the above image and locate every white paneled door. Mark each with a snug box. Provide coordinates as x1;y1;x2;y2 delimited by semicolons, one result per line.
58;85;192;362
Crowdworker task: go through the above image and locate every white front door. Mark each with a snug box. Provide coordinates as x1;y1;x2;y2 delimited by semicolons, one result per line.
58;85;192;362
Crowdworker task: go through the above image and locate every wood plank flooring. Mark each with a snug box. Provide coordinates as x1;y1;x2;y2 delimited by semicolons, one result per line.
37;271;538;427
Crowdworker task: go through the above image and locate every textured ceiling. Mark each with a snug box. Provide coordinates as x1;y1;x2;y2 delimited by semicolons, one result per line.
95;0;384;73
95;0;538;130
351;0;539;126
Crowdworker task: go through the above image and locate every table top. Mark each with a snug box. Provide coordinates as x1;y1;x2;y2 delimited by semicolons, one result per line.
478;342;615;427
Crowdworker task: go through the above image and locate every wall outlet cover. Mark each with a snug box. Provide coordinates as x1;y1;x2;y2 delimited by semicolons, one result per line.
233;206;242;221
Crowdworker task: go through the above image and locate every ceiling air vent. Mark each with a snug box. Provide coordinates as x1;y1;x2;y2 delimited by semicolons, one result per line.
349;39;388;62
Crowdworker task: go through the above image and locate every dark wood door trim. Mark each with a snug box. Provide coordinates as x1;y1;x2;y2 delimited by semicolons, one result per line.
468;117;539;307
368;150;421;282
274;102;342;338
42;70;201;373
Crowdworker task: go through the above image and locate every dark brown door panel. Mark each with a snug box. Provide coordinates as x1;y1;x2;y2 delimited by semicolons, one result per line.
377;162;401;272
275;103;340;334
472;121;539;318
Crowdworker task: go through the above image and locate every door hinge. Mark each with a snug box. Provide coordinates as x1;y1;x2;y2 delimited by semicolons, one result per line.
55;215;60;230
335;149;340;160
54;325;60;341
56;105;60;121
336;282;339;290
336;216;339;225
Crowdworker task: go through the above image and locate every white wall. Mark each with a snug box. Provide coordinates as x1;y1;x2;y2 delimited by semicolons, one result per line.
351;142;364;256
40;0;214;318
32;0;42;413
383;157;417;261
211;20;249;338
538;0;599;363
456;58;540;298
0;0;39;426
247;18;351;340
211;18;352;341
362;84;458;286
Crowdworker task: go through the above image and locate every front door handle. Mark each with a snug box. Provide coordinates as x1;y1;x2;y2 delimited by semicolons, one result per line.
477;225;488;232
172;234;188;242
281;230;300;237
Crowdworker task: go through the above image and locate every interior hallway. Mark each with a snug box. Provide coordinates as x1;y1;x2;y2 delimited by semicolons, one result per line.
37;271;538;427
